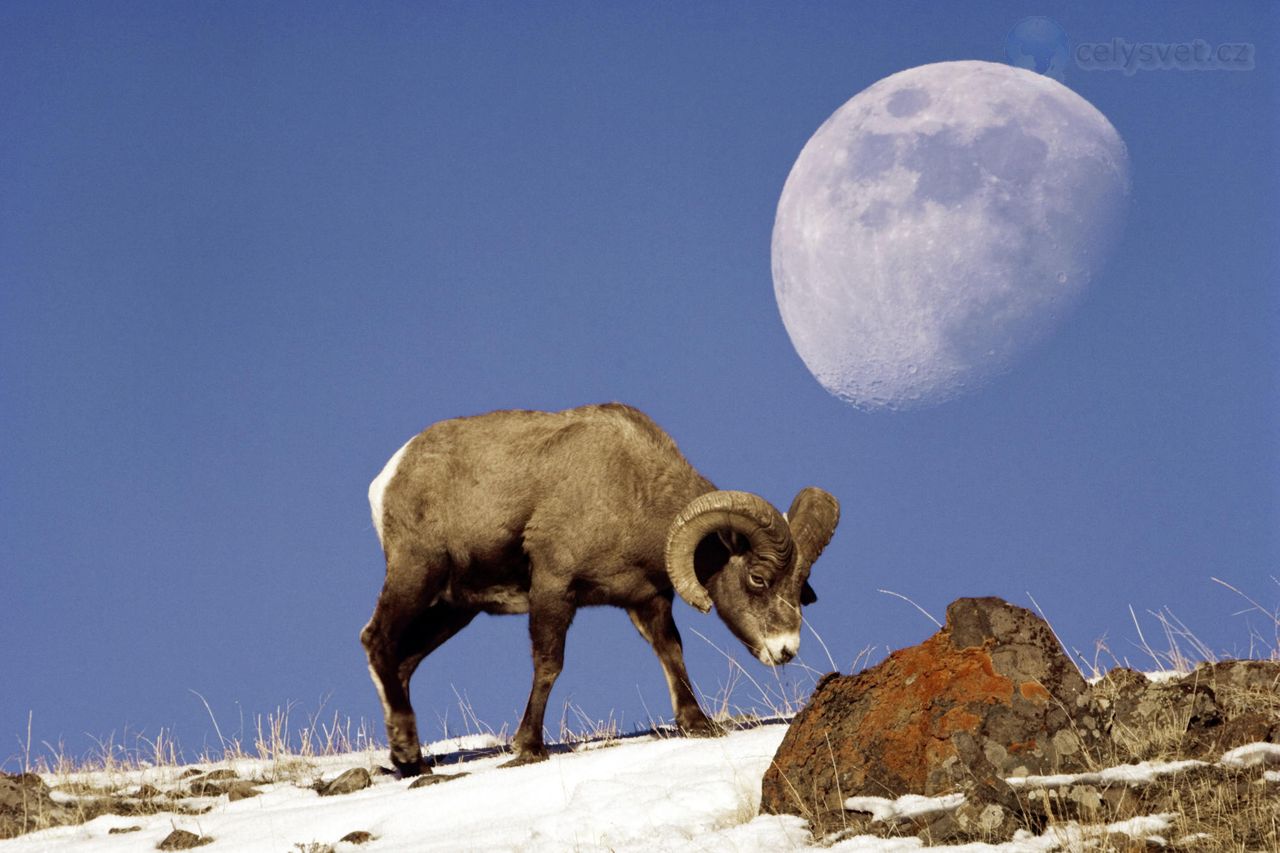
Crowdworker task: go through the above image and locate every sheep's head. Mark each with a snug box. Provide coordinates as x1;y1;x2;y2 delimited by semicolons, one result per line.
664;487;840;666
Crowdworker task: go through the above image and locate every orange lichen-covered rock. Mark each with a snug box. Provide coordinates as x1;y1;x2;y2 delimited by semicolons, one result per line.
760;597;1095;831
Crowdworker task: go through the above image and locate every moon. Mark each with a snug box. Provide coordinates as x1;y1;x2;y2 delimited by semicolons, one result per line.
772;61;1130;411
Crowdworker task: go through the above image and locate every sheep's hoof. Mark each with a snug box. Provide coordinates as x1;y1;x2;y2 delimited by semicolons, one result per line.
393;757;433;779
500;751;548;768
679;719;724;738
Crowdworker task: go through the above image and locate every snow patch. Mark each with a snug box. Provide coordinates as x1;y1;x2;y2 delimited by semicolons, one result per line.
1005;758;1204;788
998;813;1175;852
1142;669;1186;683
843;792;964;822
425;732;505;754
1220;741;1280;769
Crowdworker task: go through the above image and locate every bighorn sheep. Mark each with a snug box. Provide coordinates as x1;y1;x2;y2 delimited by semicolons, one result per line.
361;403;839;775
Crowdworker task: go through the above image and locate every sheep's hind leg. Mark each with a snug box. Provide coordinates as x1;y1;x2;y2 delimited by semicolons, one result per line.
628;596;720;737
392;603;477;773
504;586;575;767
362;553;469;777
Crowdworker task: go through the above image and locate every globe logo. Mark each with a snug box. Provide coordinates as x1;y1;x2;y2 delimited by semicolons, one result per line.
1005;17;1069;81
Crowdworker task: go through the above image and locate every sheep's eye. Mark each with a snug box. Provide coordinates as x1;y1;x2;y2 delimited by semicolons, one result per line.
746;573;768;591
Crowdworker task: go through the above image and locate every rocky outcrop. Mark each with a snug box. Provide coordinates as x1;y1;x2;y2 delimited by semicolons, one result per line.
760;596;1280;836
1184;659;1280;726
0;773;72;839
760;597;1096;830
1088;667;1223;760
1089;662;1279;761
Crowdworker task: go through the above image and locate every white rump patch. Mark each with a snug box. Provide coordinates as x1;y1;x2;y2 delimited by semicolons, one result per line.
369;438;413;545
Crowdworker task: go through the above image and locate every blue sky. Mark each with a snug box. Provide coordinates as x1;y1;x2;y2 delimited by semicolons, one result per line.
2;1;1276;766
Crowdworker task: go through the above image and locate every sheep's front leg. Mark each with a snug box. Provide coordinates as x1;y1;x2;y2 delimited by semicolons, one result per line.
628;595;718;736
507;589;575;765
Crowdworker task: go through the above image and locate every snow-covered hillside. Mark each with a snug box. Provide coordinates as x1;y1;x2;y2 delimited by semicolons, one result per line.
7;721;1272;852
6;724;802;852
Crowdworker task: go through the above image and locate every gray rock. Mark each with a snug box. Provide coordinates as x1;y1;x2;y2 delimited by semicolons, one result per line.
340;830;374;844
318;768;371;797
186;780;229;797
1;773;72;839
1184;660;1280;695
1067;783;1103;816
408;771;467;788
226;781;262;801
951;799;1019;843
1088;669;1224;760
157;828;212;850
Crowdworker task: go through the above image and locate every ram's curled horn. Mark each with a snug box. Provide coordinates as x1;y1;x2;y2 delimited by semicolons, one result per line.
786;487;840;570
665;490;794;613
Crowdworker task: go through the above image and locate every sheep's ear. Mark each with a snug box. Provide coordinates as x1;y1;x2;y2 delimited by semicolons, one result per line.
800;580;818;606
